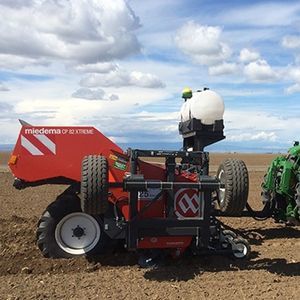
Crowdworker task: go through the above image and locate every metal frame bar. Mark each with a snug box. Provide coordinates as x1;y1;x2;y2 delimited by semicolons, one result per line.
124;148;221;250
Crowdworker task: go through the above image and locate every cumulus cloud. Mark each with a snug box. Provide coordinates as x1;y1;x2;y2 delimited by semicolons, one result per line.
239;48;260;63
72;88;105;100
244;59;278;82
0;0;141;68
72;88;119;101
175;21;231;66
80;68;165;88
208;62;238;76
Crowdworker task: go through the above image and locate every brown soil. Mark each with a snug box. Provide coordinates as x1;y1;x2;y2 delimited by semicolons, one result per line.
0;152;299;300
0;151;10;168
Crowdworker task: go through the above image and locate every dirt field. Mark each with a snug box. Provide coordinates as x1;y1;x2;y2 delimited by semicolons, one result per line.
0;152;299;299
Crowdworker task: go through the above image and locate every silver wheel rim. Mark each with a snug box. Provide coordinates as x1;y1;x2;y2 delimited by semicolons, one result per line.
233;242;248;258
55;212;101;255
218;169;226;205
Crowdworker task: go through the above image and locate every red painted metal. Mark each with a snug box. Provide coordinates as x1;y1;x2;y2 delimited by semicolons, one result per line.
9;124;202;250
9;125;126;182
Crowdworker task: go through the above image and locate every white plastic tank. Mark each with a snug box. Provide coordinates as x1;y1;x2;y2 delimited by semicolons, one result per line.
180;100;190;122
180;89;225;124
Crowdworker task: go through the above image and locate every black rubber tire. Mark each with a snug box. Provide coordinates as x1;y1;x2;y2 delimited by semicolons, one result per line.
81;155;109;215
36;191;107;258
217;159;249;215
232;237;251;259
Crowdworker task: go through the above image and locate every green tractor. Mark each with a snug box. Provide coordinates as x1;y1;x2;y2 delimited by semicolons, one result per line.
262;142;300;225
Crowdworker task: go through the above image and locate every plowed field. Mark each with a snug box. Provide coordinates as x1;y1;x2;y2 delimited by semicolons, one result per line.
1;153;299;300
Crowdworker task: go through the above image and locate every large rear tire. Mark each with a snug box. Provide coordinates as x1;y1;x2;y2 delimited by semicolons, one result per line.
36;192;107;258
217;159;249;215
80;155;109;215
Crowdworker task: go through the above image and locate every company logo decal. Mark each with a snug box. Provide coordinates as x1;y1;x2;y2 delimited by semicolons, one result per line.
174;188;204;219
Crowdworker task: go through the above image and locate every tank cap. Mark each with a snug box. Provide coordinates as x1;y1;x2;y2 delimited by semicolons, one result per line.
182;87;193;99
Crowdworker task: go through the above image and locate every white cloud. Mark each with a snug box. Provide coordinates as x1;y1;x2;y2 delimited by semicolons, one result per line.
73;62;118;74
0;82;10;91
0;0;33;8
282;35;300;49
0;0;141;68
285;83;300;94
5;77;171;122
0;102;13;112
108;94;119;101
129;71;165;88
80;68;165;88
224;109;300;146
239;48;260;63
218;2;300;27
288;68;300;82
0;54;50;70
244;59;278;82
175;21;231;66
71;88;119;101
227;131;277;142
284;68;300;94
72;88;105;100
208;62;238;76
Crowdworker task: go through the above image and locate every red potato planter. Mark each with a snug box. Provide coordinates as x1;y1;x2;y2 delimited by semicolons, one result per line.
8;90;253;266
8;119;250;266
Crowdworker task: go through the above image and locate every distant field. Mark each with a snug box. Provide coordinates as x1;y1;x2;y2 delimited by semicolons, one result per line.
0;151;10;167
1;151;278;172
142;152;278;172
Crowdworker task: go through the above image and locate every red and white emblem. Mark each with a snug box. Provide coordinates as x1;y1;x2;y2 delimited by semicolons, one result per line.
21;129;57;156
174;188;204;219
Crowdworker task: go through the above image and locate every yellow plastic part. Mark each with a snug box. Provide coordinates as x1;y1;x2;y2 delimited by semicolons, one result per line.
182;87;193;99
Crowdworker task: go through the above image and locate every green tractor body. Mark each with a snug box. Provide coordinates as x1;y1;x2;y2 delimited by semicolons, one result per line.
262;142;300;224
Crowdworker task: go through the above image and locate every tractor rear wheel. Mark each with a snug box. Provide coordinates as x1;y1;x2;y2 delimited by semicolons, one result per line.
80;155;109;215
36;191;107;258
217;159;249;215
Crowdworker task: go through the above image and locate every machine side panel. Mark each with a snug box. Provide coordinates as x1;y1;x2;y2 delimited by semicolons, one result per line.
9;125;127;183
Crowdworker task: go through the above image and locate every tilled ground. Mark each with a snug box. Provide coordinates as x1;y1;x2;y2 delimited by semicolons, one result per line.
0;153;300;300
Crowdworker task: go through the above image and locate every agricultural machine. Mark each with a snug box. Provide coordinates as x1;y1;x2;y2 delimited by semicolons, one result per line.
7;88;298;266
261;142;300;226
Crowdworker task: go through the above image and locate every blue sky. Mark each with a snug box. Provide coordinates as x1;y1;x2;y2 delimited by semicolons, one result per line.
0;0;300;152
